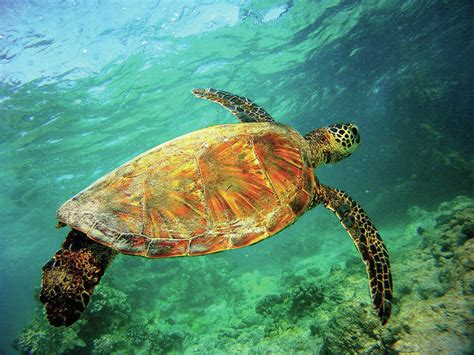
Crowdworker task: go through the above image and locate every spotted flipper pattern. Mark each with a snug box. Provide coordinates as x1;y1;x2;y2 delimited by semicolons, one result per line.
316;185;392;325
192;88;275;123
40;229;117;327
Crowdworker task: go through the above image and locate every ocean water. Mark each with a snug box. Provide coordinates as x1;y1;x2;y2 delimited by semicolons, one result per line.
1;0;473;353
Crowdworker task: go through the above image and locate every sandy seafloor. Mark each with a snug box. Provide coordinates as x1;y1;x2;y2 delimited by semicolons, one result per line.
1;1;473;354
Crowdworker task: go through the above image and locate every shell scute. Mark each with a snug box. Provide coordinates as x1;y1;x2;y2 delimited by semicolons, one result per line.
197;135;275;224
266;205;296;235
114;234;149;256
253;131;304;201
147;239;189;258
142;157;207;239
189;235;230;256
230;228;269;248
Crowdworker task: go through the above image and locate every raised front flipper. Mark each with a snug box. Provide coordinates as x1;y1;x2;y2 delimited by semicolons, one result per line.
316;185;393;325
192;88;275;123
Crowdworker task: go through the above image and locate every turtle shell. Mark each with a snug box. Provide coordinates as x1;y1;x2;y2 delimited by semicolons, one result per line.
58;122;316;257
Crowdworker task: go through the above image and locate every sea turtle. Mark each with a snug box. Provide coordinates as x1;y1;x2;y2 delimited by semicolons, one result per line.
40;88;392;327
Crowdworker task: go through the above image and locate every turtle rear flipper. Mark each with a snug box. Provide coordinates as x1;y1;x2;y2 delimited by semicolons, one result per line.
40;229;116;327
316;185;393;325
192;88;275;123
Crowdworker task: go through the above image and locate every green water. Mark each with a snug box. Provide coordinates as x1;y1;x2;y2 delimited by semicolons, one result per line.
1;0;473;353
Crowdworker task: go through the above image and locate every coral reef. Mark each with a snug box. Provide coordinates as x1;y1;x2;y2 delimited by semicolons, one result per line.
13;321;85;355
15;196;473;353
389;196;474;353
13;283;185;354
317;301;387;354
255;281;324;323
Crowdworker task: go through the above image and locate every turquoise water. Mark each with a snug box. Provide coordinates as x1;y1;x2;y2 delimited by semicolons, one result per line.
1;1;473;353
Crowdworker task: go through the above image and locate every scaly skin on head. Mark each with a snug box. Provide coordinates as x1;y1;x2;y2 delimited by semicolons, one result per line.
304;123;360;167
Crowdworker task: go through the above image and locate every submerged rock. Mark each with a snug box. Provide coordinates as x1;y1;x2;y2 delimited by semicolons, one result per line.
318;302;387;354
288;283;324;319
255;281;324;324
13;282;184;354
13;323;85;355
390;196;474;353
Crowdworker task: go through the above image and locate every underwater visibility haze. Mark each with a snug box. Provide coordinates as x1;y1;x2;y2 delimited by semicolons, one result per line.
1;0;473;354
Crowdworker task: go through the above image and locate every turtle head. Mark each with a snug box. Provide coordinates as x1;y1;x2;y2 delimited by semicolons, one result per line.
304;123;360;167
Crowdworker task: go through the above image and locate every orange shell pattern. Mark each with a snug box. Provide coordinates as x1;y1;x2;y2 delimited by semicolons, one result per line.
58;123;315;257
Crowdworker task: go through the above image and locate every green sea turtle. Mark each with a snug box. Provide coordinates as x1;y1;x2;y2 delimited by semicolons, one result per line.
40;88;392;327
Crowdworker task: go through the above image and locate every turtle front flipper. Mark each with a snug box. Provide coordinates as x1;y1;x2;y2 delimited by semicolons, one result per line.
40;229;117;327
192;88;275;123
316;185;393;325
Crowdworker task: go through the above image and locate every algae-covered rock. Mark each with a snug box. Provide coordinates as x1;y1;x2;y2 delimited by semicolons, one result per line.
256;293;288;320
390;196;474;353
92;334;128;354
85;284;131;329
15;278;186;354
14;282;132;354
255;281;324;323
92;327;184;354
414;268;450;299
288;283;324;319
317;301;386;354
13;321;85;354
